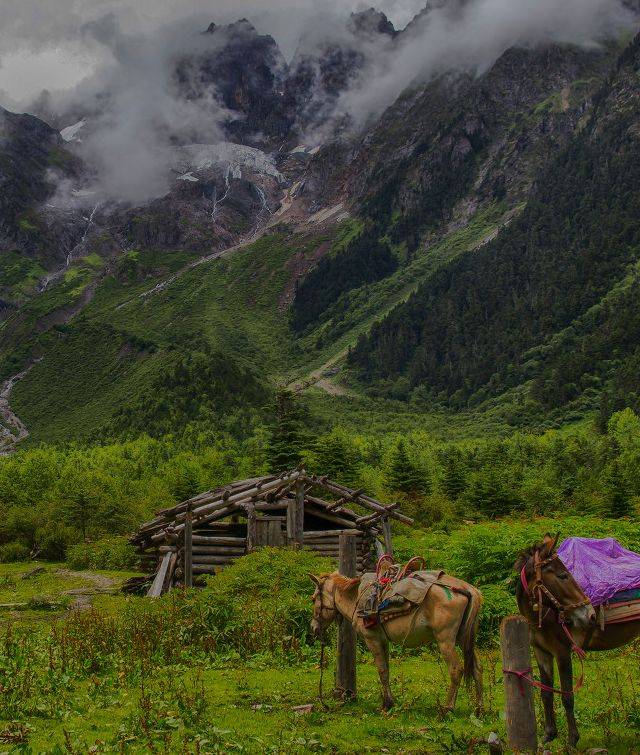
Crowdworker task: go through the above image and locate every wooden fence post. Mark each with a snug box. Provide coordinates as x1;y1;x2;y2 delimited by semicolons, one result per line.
288;477;305;547
500;615;538;753
335;532;357;699
382;517;393;557
184;506;193;589
246;502;257;552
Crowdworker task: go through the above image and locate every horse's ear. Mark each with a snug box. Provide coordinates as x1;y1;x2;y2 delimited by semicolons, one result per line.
541;532;560;555
308;573;320;588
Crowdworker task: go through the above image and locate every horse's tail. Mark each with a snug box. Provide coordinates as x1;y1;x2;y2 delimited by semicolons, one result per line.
456;586;482;682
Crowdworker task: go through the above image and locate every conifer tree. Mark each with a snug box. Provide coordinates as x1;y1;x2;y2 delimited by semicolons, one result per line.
314;430;358;485
386;440;430;495
439;447;466;500
266;389;307;473
602;460;632;518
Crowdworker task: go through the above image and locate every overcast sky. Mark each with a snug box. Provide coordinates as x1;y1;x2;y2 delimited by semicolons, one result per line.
0;1;426;104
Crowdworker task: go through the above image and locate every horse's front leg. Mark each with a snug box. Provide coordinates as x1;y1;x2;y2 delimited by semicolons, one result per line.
364;635;393;710
533;645;557;743
557;652;579;748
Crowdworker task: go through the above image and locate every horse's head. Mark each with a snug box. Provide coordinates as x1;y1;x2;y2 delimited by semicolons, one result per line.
309;573;338;639
516;533;596;630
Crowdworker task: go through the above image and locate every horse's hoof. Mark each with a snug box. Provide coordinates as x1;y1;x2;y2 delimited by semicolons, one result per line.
382;701;394;712
542;729;558;744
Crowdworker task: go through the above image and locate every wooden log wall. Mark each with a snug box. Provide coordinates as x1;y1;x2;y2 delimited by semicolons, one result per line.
302;530;374;573
176;531;247;581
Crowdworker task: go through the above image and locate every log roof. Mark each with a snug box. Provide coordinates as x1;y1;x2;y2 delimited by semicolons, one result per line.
132;469;413;550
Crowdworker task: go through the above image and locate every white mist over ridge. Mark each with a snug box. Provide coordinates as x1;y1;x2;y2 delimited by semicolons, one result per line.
338;0;638;127
0;0;636;204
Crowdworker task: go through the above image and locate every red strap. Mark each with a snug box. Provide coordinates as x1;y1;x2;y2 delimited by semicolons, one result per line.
560;619;587;660
504;658;584;697
520;563;529;593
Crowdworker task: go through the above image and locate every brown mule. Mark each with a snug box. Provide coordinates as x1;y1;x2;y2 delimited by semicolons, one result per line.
309;571;483;714
515;534;640;747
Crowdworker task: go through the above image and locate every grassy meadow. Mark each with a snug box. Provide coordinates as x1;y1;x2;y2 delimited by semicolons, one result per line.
1;520;639;754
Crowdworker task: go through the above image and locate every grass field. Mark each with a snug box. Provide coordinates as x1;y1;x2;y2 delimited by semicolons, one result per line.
2;626;639;753
1;560;639;753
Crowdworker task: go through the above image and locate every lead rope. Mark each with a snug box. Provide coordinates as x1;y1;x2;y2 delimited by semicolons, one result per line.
317;636;329;709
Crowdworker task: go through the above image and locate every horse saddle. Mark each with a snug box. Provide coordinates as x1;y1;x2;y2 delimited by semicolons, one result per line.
599;588;640;628
357;569;445;627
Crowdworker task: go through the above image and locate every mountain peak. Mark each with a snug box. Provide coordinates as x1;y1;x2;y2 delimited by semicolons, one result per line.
349;8;397;38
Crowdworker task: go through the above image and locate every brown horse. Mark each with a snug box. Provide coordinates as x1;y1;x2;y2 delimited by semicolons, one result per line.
309;571;483;713
515;534;640;747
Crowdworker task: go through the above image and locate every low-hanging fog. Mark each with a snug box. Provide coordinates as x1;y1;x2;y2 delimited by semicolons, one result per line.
0;0;636;204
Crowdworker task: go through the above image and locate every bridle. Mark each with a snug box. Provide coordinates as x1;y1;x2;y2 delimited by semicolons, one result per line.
520;550;590;660
312;581;337;632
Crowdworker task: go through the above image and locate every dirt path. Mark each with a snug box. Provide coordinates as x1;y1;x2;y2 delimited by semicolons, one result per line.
57;569;120;611
288;348;350;396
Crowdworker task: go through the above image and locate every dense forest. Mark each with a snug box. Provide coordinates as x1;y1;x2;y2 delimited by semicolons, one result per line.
349;33;640;412
2;401;638;566
291;227;397;332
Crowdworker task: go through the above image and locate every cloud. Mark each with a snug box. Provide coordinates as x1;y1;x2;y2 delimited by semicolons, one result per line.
336;0;638;127
0;1;387;203
0;0;636;204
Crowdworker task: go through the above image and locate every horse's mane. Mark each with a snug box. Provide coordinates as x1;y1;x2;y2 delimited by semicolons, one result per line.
513;537;556;573
324;572;361;591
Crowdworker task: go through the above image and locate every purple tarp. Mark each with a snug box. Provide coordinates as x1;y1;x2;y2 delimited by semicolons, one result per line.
557;537;640;606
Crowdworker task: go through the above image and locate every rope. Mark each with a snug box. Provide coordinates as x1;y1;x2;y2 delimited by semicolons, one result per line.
504;655;585;698
317;637;329;709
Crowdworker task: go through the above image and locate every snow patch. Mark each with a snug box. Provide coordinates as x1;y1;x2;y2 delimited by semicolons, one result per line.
71;188;97;198
177;172;199;182
60;119;86;142
172;143;284;182
289;144;321;156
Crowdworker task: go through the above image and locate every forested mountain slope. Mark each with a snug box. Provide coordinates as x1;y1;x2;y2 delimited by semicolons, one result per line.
349;32;640;421
1;6;640;446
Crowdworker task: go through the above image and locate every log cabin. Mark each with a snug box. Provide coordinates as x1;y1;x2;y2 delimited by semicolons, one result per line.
130;469;413;596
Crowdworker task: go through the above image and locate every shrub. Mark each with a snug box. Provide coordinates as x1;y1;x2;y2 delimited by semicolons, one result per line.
476;583;517;646
445;522;540;585
0;542;30;563
197;547;333;656
445;516;640;586
66;537;139;571
34;525;79;561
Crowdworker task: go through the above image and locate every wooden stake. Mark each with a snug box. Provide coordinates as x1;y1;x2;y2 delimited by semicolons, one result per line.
295;478;305;545
246;503;257;552
382;517;393;558
288;478;305;546
500;616;538;753
184;506;193;589
335;532;357;699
